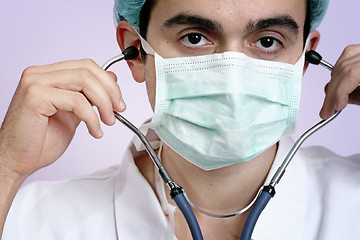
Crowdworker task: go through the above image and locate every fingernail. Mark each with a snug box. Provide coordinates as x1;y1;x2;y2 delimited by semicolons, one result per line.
120;99;126;110
111;115;116;124
98;128;103;138
319;107;327;119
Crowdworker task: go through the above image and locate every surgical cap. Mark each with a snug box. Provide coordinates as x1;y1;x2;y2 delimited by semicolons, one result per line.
113;0;330;32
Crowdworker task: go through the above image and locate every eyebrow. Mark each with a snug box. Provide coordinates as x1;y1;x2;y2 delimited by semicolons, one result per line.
163;13;224;32
163;13;299;36
245;15;299;35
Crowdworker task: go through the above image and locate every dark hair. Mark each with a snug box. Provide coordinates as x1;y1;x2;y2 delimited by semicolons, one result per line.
138;0;311;58
303;2;312;46
139;0;155;60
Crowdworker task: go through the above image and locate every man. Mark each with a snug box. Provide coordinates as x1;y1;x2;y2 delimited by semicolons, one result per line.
1;0;360;239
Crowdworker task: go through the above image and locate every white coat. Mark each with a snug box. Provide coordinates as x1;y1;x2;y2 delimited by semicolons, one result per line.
3;133;360;239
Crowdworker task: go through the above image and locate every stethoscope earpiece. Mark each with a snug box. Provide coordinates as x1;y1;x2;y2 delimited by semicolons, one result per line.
122;46;139;60
101;49;339;240
305;50;323;65
306;50;334;71
102;46;139;71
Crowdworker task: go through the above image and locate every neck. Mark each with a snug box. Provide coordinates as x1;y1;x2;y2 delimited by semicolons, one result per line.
161;143;277;215
134;141;278;239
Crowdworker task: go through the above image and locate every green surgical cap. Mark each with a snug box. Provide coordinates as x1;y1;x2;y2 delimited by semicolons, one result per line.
113;0;330;32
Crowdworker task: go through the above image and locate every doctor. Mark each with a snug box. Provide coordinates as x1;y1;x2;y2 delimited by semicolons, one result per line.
1;0;360;239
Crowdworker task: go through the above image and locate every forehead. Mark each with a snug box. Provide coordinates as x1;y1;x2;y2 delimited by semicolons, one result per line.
149;0;307;30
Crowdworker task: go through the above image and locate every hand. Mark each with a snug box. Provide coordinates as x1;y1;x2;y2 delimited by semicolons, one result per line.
0;59;125;180
320;44;360;119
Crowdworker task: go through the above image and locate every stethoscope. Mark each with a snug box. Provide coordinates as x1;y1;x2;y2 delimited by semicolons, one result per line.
102;47;339;240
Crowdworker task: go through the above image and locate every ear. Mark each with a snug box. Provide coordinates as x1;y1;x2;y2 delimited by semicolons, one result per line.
303;30;321;73
116;21;145;83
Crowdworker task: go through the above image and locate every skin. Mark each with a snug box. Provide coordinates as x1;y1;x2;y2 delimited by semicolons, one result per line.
0;0;359;239
118;0;316;239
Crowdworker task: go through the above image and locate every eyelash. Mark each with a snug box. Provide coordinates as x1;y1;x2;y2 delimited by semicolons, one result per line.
250;36;285;55
178;31;285;57
179;32;212;50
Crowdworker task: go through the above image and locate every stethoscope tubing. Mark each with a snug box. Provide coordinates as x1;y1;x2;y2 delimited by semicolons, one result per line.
102;47;336;240
173;193;204;240
240;50;336;240
240;111;340;240
102;49;204;240
240;189;274;240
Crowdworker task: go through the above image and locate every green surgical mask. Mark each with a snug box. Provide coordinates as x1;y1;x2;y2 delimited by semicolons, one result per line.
142;39;305;170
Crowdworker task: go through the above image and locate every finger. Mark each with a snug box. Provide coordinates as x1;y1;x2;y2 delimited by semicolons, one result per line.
30;69;116;126
331;45;360;80
106;71;127;111
348;86;360;105
26;85;104;139
320;59;360;118
320;89;338;119
30;68;126;125
23;59;104;74
107;71;117;82
335;45;360;65
331;55;360;81
320;45;360;118
333;60;360;106
23;59;125;112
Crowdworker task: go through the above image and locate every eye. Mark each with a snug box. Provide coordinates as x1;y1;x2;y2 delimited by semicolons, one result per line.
253;37;284;52
180;33;211;48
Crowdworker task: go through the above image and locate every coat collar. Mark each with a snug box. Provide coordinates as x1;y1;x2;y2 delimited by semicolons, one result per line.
113;146;172;240
252;136;308;240
115;125;308;239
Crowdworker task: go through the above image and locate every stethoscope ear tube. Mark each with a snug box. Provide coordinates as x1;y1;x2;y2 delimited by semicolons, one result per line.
240;51;336;240
240;186;275;240
103;47;203;240
104;48;336;240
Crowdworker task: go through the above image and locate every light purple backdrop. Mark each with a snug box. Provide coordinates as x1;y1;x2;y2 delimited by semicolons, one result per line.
0;0;359;185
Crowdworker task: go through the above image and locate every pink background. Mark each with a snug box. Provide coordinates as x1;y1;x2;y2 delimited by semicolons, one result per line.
0;0;359;185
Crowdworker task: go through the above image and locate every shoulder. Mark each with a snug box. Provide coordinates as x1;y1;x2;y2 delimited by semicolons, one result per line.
258;138;360;239
3;165;122;239
298;145;360;239
292;142;360;194
276;137;360;185
299;144;360;181
18;164;121;204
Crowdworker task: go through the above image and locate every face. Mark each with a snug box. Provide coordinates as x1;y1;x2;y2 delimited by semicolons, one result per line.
141;0;308;109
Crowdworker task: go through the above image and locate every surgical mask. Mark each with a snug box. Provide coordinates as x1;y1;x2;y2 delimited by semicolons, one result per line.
141;38;305;170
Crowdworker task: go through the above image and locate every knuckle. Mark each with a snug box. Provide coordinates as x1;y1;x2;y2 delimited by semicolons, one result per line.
24;84;43;100
20;68;38;86
342;44;360;57
339;63;352;77
334;62;352;78
347;63;359;77
110;84;121;97
82;58;97;68
342;63;359;84
343;62;353;72
77;67;90;75
19;74;34;88
72;92;87;106
77;68;93;82
21;66;37;77
343;45;355;56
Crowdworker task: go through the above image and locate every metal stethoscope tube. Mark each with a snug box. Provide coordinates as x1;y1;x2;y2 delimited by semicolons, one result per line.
102;47;337;240
102;47;203;240
240;50;338;240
